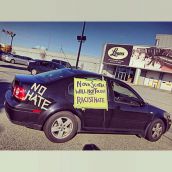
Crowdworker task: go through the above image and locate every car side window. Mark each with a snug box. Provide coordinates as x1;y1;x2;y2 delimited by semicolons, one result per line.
52;64;57;69
52;64;56;69
16;56;21;59
22;56;28;60
111;81;138;104
61;62;67;67
54;60;60;64
42;62;49;67
48;63;53;68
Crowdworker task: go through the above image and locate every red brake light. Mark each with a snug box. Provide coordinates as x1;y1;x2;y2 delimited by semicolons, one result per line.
32;109;41;113
13;85;26;101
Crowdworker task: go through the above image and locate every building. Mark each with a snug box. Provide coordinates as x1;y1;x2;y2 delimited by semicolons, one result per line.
156;34;172;48
99;34;172;92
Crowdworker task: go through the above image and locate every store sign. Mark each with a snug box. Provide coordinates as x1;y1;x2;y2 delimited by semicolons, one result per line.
129;46;172;73
74;78;108;110
103;44;133;66
108;47;128;60
103;43;172;74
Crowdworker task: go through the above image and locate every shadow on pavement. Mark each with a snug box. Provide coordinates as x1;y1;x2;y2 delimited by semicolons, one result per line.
0;80;11;111
0;64;27;71
0;80;10;134
82;144;100;150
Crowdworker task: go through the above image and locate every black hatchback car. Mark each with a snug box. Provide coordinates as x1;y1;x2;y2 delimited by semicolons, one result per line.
28;60;65;75
5;68;171;143
52;59;72;68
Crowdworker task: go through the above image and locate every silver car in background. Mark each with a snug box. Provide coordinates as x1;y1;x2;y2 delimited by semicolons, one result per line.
1;53;34;66
0;53;11;61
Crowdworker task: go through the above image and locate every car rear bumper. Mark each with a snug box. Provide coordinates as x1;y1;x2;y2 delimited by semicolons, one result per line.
5;90;42;130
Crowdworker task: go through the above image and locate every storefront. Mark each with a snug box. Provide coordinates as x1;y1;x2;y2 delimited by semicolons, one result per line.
99;44;172;92
102;64;136;83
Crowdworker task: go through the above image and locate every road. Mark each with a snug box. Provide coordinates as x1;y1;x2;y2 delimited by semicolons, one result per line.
0;60;172;150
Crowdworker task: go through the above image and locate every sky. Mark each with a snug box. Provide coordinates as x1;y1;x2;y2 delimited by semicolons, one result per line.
0;22;172;58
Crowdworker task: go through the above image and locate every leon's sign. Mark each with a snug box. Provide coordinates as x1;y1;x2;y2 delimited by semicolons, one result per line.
108;47;128;60
103;44;133;66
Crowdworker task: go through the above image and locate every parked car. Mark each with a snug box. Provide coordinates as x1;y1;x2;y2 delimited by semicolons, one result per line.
1;53;34;66
0;52;11;61
52;59;72;68
5;68;171;143
28;60;65;75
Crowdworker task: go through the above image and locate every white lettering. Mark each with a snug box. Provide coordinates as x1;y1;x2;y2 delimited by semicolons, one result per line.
25;83;52;110
30;94;38;106
37;95;45;107
25;90;34;100
31;83;40;92
41;99;51;110
38;85;47;96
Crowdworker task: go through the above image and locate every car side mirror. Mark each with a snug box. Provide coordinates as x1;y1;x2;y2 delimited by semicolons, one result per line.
129;97;145;107
139;100;145;107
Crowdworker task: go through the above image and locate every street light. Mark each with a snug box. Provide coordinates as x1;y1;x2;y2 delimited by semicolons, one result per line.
76;22;86;69
2;29;16;47
10;33;16;47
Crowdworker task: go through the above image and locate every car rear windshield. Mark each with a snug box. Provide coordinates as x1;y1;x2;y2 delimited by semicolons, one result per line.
35;68;75;82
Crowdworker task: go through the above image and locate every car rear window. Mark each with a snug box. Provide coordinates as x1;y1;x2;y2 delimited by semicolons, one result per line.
55;63;65;69
36;68;75;82
52;59;60;63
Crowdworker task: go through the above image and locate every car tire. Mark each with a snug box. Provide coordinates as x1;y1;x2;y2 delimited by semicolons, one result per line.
31;69;37;75
146;119;165;142
43;111;78;143
11;59;15;64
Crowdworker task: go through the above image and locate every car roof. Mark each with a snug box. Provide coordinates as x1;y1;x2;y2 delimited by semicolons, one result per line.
34;59;49;62
35;68;102;82
67;68;100;76
37;68;118;80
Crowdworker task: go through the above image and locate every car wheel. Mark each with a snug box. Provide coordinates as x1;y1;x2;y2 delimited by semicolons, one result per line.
11;59;15;64
43;111;78;143
31;69;37;75
146;119;165;142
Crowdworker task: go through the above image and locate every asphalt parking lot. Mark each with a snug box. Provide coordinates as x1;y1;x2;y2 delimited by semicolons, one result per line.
0;60;172;150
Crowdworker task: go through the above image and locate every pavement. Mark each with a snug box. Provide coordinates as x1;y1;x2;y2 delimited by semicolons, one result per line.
0;60;172;150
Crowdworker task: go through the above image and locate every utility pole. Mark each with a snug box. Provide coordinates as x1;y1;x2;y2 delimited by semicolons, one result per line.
76;22;86;69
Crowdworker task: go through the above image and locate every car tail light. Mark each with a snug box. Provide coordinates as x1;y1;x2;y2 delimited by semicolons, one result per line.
32;109;41;113
13;85;26;101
